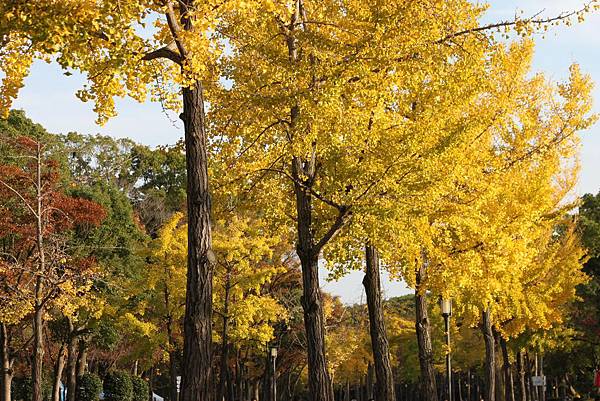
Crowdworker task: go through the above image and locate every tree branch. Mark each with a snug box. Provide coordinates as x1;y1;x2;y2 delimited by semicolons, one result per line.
142;41;182;65
437;3;595;44
0;178;37;218
164;0;187;59
314;206;351;254
260;167;344;211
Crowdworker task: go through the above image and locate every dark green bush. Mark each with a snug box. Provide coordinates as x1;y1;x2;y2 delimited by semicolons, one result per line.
11;376;51;401
130;376;149;401
103;371;133;401
76;373;103;401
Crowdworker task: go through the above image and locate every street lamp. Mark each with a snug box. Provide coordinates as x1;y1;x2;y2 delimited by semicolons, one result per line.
270;347;278;401
440;297;452;401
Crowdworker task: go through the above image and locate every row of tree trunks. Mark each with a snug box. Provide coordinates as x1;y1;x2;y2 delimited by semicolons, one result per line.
332;372;562;401
333;375;486;401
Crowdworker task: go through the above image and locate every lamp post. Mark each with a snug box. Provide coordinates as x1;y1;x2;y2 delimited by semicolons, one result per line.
440;297;452;401
270;347;278;401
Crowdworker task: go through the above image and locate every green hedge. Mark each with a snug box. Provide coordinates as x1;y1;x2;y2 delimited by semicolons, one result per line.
77;373;103;401
130;376;149;401
103;371;133;401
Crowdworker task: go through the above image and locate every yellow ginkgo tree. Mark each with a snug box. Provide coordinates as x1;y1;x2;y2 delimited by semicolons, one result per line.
412;59;596;401
138;212;288;401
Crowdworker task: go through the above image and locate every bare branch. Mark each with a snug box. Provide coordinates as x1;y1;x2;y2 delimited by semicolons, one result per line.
142;41;182;65
437;3;594;44
0;178;37;218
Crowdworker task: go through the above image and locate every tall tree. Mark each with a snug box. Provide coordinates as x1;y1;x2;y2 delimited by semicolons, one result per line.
0;2;239;398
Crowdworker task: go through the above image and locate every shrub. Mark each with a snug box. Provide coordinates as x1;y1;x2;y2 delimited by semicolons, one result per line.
130;376;149;401
76;373;103;401
11;376;51;401
103;371;133;401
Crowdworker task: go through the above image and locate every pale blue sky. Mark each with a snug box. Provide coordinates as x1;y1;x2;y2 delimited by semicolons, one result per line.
10;1;600;304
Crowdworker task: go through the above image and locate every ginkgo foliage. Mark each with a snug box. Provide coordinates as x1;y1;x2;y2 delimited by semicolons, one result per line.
137;212;287;351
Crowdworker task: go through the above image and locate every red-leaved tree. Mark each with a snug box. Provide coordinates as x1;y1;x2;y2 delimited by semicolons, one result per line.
0;136;106;401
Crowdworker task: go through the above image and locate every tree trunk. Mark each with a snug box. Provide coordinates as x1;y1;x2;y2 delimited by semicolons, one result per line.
180;82;214;401
415;262;438;401
235;351;243;401
167;350;177;401
33;142;46;401
32;305;44;401
164;277;179;401
292;150;335;401
482;308;495;401
494;333;504;401
499;337;515;401
284;0;341;398
218;271;232;401
1;323;13;401
66;321;78;401
363;245;396;401
298;251;334;401
467;370;471;401
516;352;526;401
76;338;87;378
52;345;66;401
148;368;155;401
366;364;374;400
537;356;545;401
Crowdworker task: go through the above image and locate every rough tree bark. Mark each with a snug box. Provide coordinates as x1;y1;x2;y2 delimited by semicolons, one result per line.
1;323;13;401
297;247;334;401
415;262;438;401
362;245;396;401
180;82;214;401
482;308;495;401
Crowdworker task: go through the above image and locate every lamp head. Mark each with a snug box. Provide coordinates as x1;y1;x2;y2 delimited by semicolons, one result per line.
440;297;452;316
